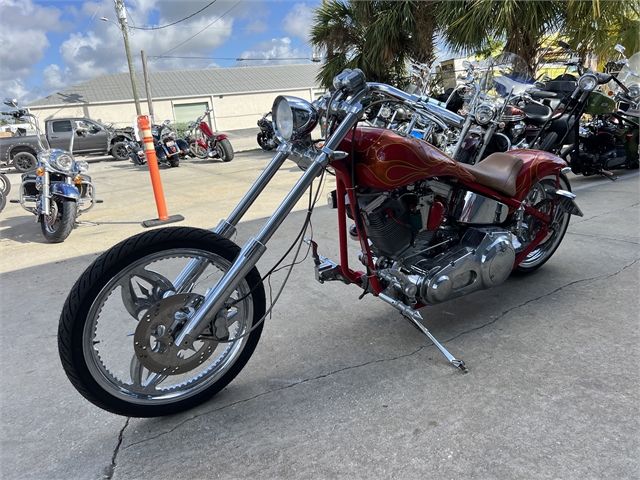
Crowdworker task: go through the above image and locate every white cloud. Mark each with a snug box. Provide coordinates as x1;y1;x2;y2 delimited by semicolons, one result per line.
281;3;314;41
237;37;313;65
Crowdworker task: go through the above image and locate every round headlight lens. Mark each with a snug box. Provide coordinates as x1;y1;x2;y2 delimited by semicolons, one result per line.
628;83;640;99
272;95;318;142
53;153;74;171
475;104;496;125
76;161;89;173
578;73;598;92
273;96;294;141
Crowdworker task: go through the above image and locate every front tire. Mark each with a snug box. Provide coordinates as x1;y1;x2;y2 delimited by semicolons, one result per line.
58;227;266;417
257;133;274;151
111;142;129;161
513;175;572;274
0;173;11;196
216;138;234;162
189;141;207;159
41;196;77;243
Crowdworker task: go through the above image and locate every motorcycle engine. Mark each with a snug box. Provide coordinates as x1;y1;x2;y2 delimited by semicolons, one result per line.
356;180;453;258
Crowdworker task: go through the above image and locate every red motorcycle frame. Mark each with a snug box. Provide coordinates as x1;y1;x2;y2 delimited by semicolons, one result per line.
187;108;235;162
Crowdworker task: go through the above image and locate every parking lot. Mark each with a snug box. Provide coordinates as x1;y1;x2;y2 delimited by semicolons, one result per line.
1;150;638;480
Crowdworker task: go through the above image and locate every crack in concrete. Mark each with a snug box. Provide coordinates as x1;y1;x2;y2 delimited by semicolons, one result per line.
571;202;639;225
103;418;130;480
566;231;639;245
121;259;639;450
443;257;639;344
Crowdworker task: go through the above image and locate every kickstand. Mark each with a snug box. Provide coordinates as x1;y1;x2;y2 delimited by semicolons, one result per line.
76;220;99;227
378;292;468;373
600;169;618;181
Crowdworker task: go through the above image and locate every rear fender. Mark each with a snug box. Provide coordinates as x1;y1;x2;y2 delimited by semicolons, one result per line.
213;134;228;141
508;149;568;202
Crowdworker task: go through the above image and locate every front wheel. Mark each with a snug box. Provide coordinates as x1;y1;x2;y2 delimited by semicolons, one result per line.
216;138;234;162
257;133;274;150
58;227;266;417
513;175;572;274
41;196;77;243
189;141;207;159
0;172;11;196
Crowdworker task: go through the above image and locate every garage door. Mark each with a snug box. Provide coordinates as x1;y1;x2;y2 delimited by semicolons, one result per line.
173;102;212;127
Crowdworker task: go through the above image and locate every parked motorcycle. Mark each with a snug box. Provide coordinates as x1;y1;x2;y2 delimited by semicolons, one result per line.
257;112;278;150
187;108;234;161
532;46;639;178
2;99;97;243
151;121;186;168
0;171;9;213
58;69;583;417
124;138;146;166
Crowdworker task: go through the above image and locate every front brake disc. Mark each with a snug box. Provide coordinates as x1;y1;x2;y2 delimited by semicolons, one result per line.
133;293;217;375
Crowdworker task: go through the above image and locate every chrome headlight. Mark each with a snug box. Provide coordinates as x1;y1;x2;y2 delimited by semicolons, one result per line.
578;73;598;92
50;150;74;171
475;103;496;125
76;161;89;173
628;83;640;99
272;95;318;142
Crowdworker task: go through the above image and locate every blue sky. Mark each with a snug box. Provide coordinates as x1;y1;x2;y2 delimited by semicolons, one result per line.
0;0;322;103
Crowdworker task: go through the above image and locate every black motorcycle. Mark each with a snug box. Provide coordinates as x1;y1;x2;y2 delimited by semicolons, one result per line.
124;139;146;166
151;121;188;168
256;112;278;150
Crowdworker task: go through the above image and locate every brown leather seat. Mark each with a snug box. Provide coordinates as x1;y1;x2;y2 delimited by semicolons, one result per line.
462;152;524;197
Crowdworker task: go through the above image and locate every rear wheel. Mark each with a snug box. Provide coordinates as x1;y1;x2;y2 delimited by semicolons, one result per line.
0;190;5;213
41;196;77;243
216;138;234;162
111;142;129;161
13;151;37;173
57;227;266;417
169;158;180;168
513;175;572;274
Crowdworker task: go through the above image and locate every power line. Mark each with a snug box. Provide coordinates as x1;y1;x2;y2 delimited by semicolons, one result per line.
157;0;243;57
130;0;219;30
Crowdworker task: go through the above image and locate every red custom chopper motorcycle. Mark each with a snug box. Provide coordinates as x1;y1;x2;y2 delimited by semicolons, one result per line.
58;69;583;417
186;107;235;162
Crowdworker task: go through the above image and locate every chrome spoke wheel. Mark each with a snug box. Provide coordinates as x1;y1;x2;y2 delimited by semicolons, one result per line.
82;248;256;406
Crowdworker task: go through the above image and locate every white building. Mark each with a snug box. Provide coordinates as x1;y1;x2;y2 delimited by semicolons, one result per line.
27;63;324;131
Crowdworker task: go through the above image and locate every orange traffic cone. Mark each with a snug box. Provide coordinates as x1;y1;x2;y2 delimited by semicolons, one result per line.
138;115;184;227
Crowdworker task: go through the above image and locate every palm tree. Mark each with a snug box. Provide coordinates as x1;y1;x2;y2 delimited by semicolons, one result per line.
437;0;562;73
310;1;438;88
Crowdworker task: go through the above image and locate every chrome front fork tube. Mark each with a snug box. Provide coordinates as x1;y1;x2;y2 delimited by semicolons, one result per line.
175;112;361;347
41;171;51;217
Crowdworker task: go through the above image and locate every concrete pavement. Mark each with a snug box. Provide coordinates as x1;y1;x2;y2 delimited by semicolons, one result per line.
0;151;638;479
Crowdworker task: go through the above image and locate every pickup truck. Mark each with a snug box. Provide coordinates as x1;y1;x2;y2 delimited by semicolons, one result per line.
0;117;136;172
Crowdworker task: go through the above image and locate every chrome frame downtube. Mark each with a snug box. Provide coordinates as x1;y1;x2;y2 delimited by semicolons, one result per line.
175;111;362;347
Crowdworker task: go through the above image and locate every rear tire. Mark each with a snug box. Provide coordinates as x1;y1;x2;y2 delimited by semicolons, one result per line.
169;158;180;167
513;175;572;274
57;227;266;417
41;196;77;243
13;151;37;173
0;190;5;213
217;138;234;162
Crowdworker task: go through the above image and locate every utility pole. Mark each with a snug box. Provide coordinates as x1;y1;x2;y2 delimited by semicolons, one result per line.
141;50;154;121
114;0;141;115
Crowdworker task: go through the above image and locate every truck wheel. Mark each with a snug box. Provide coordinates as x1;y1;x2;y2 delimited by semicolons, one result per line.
111;142;129;161
13;152;37;173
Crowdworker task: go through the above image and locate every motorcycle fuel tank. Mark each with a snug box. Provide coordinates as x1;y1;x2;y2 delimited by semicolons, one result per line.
585;91;616;115
338;127;476;190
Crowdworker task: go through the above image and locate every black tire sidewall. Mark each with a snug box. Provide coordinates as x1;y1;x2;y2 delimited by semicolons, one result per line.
218;139;234;162
41;196;77;243
58;227;266;417
0;173;10;196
